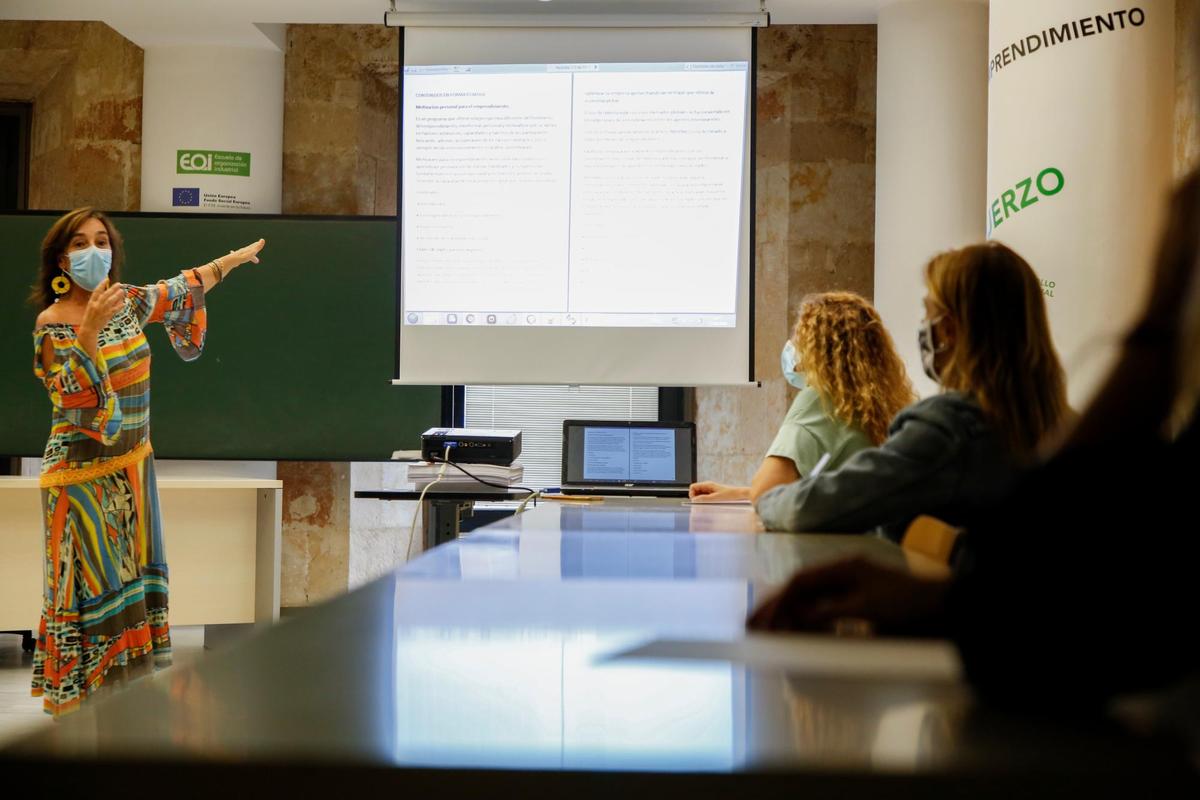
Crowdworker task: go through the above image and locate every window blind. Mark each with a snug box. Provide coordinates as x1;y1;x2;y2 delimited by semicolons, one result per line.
464;386;659;489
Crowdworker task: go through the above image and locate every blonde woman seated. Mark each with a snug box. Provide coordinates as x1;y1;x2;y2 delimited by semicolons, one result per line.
755;242;1070;541
689;292;916;503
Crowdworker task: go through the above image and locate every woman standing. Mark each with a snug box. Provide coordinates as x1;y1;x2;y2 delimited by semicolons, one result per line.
28;207;265;716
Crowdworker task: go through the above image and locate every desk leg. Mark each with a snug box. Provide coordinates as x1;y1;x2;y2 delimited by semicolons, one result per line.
255;488;282;625
424;499;474;551
204;488;280;651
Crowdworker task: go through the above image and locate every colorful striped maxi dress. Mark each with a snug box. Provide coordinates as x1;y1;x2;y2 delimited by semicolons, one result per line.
30;271;206;717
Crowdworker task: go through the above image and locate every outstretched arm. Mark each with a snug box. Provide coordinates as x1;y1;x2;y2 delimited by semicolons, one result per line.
192;238;266;293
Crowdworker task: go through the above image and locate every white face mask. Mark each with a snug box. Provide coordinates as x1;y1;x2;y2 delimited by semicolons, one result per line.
780;339;807;390
917;315;947;383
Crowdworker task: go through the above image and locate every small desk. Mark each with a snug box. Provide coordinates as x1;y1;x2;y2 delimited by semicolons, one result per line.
355;488;535;551
0;477;282;635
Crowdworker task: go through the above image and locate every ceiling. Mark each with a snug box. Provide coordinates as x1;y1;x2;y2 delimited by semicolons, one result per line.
1;0;987;48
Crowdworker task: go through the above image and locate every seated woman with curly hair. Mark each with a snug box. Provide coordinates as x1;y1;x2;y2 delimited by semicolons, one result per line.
690;291;916;504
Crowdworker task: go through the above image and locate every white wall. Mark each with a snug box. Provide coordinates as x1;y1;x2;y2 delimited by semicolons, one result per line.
874;0;990;397
141;46;284;214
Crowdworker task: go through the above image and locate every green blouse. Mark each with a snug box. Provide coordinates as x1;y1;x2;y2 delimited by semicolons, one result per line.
765;387;873;475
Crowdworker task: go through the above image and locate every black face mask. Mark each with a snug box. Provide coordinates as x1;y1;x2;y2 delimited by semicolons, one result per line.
918;316;945;383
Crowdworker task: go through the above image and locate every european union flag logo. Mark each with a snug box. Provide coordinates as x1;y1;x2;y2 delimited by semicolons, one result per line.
172;187;200;207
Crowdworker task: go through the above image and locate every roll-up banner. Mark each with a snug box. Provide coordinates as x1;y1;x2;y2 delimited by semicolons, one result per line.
987;1;1174;404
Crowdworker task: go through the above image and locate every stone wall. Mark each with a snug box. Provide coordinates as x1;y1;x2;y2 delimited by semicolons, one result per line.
282;25;398;215
278;461;352;607
695;26;878;486
0;21;142;211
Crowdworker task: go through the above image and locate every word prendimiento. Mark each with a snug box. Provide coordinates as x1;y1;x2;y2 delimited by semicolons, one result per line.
990;7;1147;78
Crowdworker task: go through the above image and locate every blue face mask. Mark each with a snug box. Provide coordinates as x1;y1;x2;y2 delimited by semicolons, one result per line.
780;339;807;390
66;245;112;291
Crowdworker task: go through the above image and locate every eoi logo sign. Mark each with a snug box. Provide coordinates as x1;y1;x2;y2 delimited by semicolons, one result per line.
176;150;251;177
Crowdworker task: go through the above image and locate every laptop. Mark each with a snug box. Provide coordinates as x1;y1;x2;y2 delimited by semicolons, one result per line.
560;420;696;498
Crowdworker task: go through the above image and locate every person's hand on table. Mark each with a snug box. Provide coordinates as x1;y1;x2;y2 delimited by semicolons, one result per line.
688;481;749;502
748;557;951;635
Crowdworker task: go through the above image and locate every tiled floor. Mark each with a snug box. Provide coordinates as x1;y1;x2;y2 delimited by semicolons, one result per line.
0;625;207;748
0;630;42;747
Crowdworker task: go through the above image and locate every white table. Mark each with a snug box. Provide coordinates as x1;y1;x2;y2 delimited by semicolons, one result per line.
0;477;282;639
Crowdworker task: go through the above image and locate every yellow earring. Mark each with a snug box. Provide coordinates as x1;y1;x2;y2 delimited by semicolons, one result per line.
51;275;71;295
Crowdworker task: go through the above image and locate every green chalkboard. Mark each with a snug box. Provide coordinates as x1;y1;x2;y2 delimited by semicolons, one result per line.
0;212;440;460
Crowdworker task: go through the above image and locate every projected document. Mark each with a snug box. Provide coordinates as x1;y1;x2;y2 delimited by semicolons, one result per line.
583;428;677;482
402;62;747;329
403;71;572;313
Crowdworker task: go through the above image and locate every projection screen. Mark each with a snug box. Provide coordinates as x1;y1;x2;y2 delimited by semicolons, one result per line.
396;26;755;386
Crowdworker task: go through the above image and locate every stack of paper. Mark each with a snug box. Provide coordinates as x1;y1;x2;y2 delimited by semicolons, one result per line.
406;461;524;492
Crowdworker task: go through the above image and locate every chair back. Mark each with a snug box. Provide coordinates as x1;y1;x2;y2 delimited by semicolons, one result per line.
901;515;962;566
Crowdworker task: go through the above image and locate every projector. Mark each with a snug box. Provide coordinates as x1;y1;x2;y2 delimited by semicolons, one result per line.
421;428;522;465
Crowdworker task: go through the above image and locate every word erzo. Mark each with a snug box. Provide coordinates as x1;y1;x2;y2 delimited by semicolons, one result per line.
990;166;1065;231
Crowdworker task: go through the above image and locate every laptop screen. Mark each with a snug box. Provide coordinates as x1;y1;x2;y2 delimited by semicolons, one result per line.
562;421;696;487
